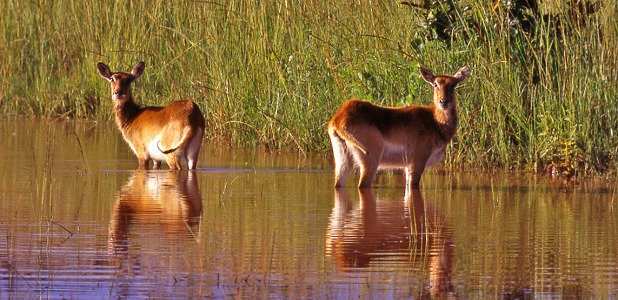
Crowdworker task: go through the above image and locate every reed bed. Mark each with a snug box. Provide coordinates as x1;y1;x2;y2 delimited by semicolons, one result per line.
0;0;616;177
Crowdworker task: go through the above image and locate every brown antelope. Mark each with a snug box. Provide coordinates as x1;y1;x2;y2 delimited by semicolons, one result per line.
97;61;206;169
328;66;470;188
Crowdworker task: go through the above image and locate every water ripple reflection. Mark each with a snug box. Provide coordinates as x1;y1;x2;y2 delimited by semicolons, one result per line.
109;170;203;254
1;119;617;298
326;188;456;298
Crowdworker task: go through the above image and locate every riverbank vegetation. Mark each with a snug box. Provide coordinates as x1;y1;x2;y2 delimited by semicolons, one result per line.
0;0;616;177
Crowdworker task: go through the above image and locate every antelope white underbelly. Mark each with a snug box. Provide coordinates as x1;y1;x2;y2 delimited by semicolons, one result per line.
380;142;409;167
147;137;167;161
425;144;446;167
379;142;447;168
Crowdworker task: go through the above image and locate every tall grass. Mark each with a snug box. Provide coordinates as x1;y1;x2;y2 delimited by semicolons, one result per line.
0;0;616;177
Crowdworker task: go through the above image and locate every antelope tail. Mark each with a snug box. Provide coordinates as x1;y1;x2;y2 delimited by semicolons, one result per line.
330;126;368;155
157;127;191;154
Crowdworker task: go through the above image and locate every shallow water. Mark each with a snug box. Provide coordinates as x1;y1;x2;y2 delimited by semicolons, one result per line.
0;118;616;299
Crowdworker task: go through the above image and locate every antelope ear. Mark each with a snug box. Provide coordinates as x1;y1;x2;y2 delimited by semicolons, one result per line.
453;66;470;83
419;67;435;84
97;62;112;80
131;61;145;78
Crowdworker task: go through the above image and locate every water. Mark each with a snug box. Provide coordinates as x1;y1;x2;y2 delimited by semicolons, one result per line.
0;118;616;299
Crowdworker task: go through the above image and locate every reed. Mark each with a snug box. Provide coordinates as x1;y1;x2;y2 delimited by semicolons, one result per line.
0;0;616;177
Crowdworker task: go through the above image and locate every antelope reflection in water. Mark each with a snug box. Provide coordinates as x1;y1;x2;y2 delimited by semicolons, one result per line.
326;188;456;298
109;170;203;254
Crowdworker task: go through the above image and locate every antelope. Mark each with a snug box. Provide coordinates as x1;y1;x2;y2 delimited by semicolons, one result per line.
328;66;470;189
97;61;206;169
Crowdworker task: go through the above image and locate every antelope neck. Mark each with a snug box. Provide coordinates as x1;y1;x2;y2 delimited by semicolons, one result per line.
434;105;458;141
114;97;142;130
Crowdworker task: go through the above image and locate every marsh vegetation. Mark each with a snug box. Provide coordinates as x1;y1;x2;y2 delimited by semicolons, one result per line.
0;0;616;177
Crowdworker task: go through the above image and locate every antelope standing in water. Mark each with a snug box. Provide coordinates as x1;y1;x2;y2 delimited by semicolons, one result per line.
97;61;206;169
328;66;470;188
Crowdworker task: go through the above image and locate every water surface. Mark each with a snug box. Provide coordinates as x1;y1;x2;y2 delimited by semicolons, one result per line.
0;118;616;298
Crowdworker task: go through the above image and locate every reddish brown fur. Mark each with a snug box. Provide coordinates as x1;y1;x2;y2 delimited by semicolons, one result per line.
97;62;206;169
328;66;469;188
